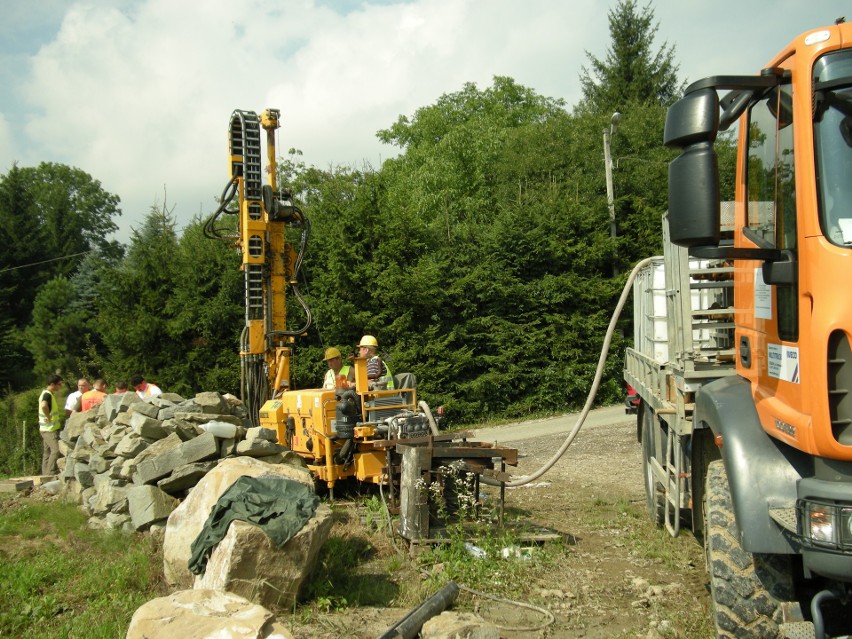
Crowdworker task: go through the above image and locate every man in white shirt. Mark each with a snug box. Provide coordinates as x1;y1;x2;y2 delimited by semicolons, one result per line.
64;378;90;417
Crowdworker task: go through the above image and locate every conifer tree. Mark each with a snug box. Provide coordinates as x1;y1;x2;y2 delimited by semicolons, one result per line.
578;0;683;115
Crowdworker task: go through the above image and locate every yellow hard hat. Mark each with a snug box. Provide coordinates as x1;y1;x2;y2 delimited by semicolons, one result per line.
358;335;379;348
324;347;341;361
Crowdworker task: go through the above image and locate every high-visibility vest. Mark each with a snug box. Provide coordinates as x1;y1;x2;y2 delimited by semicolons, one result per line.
324;365;352;389
38;389;62;432
382;362;395;389
81;389;107;412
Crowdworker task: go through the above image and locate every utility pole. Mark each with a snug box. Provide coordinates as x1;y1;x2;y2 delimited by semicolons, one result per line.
603;112;621;275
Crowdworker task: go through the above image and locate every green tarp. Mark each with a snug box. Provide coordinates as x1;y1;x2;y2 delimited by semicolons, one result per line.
188;474;319;575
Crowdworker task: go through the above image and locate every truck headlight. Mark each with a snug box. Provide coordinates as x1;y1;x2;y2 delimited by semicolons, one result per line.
806;503;837;545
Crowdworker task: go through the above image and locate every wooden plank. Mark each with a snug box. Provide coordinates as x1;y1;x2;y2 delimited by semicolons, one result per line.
0;479;34;493
370;431;477;449
481;468;512;482
432;446;517;466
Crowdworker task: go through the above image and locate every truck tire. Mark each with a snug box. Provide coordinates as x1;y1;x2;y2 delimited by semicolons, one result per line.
704;460;793;638
641;402;665;528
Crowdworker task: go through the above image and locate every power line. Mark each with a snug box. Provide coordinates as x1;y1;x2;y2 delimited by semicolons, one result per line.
0;250;94;274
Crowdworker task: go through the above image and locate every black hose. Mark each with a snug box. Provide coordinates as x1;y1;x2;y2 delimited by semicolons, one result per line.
203;177;239;239
267;215;313;338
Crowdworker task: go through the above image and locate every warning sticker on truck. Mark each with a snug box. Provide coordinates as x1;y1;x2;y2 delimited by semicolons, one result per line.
755;267;772;320
768;343;799;383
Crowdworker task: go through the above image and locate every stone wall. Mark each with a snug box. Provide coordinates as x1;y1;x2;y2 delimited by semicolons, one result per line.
56;390;293;533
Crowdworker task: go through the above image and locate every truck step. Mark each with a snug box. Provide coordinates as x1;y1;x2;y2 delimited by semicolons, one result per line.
779;621;814;639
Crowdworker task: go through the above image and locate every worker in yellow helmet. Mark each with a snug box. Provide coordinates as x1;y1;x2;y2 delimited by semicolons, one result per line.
322;347;351;389
349;335;395;390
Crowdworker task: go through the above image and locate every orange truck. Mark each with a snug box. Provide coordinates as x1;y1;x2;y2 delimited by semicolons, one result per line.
625;20;852;638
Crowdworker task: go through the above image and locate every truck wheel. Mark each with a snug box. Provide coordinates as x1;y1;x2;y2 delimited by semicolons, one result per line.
641;402;665;527
704;460;793;638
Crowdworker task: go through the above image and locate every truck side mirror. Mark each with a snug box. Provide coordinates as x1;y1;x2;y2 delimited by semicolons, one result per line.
664;88;722;250
668;143;721;248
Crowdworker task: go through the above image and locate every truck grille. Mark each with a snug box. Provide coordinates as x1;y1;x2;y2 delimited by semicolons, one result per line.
827;330;852;445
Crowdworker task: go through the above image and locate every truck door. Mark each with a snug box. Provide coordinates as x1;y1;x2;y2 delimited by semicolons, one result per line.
736;78;805;439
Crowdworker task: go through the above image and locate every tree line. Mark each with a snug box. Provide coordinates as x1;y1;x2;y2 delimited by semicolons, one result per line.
0;1;736;426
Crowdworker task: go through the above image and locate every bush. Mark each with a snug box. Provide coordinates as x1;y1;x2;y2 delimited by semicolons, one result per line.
0;388;48;478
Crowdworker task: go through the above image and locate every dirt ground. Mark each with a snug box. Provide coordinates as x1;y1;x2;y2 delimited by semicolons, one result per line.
288;410;713;638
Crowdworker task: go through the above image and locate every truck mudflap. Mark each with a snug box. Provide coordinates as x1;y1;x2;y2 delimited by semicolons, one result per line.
694;375;809;554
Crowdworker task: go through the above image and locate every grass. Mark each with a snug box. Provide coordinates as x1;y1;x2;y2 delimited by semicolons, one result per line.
0;495;167;639
0;461;713;638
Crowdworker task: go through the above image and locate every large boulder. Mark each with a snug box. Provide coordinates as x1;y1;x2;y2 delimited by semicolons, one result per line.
421;611;501;639
126;589;293;639
194;505;333;609
163;455;313;588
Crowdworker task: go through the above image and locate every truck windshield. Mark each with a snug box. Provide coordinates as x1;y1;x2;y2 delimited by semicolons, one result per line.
814;50;852;246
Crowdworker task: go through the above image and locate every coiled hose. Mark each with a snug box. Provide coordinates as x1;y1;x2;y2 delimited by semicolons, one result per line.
481;255;662;488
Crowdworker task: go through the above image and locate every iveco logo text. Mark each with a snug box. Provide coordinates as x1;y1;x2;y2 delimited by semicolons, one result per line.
774;419;796;437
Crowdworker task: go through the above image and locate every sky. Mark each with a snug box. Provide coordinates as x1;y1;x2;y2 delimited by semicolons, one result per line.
0;0;848;242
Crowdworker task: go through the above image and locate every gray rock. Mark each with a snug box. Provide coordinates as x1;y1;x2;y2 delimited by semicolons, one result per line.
151;396;177;409
118;458;137;481
195;391;230;415
61;411;96;442
235;439;287;457
130;401;161;419
88;452;111;474
173;412;243;427
244;427;278;443
157;461;218;494
421;612;501;639
135;432;219;485
119;391;143;412
105;512;133;532
133;433;183;466
74;462;95;488
160;419;200;441
114;411;134;428
218;437;238;458
126;590;292;639
195;508;333;610
115;433;149;458
127;485;180;531
58;439;73;457
130;412;167;440
100;394;125;422
92;483;129;515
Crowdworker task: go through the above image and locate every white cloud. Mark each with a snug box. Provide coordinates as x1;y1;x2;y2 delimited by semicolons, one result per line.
4;0;850;239
0;113;13;172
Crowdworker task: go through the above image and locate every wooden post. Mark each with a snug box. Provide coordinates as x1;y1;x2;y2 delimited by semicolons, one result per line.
398;445;431;541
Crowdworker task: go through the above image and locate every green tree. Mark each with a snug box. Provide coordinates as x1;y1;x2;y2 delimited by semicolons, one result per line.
93;205;181;389
23;276;91;380
578;0;683;115
165;218;244;395
0;162;123;389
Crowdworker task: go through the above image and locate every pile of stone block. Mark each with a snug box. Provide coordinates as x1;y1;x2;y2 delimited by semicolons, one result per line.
56;389;290;533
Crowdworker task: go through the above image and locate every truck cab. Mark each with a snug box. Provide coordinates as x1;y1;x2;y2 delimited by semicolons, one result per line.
629;22;852;638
